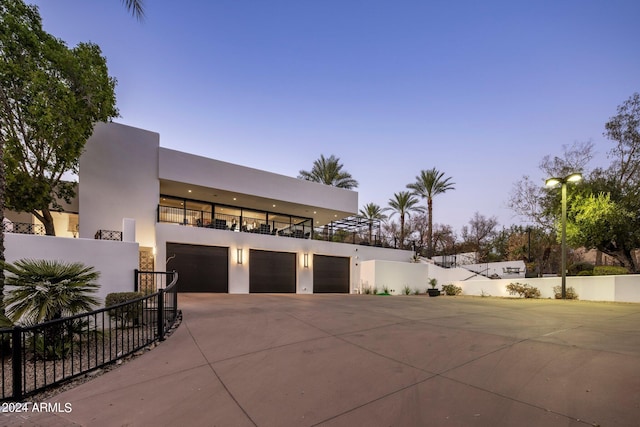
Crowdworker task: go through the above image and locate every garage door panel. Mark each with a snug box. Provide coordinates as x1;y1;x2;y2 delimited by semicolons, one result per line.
167;243;228;293
250;249;296;293
314;255;349;293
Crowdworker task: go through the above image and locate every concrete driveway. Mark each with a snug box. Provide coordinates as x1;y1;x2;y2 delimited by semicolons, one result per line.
4;294;640;426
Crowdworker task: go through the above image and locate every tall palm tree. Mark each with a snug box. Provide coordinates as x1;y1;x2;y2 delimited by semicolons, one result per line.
386;191;424;249
407;168;455;258
122;0;145;20
359;202;387;244
298;154;359;189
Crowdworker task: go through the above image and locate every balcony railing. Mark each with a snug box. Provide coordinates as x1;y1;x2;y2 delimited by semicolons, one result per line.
95;230;123;241
2;222;45;235
156;205;393;247
157;205;313;239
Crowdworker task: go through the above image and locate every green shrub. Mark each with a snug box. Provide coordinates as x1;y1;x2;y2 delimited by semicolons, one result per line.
363;287;372;295
568;262;594;276
576;270;593;276
506;282;540;299
106;292;144;325
442;284;462;296
403;285;411;295
428;278;438;289
553;286;579;299
593;265;628;275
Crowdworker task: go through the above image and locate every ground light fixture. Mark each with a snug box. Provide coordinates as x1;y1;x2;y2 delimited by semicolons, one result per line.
545;172;582;298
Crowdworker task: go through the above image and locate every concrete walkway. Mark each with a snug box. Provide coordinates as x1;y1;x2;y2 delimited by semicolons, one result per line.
3;294;640;426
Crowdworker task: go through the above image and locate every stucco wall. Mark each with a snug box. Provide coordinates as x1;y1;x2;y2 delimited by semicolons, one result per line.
4;234;139;305
156;223;413;294
454;275;640;302
359;260;429;294
79;122;159;248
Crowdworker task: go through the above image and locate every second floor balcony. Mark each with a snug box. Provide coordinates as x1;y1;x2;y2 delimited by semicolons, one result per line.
157;203;386;247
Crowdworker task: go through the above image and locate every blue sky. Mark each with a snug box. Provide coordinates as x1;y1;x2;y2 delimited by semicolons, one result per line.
30;0;639;233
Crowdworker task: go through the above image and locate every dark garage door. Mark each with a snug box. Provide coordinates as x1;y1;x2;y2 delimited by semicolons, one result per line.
313;254;350;293
249;249;296;293
166;243;228;293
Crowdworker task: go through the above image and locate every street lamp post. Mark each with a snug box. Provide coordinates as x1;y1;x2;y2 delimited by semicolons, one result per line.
545;173;582;299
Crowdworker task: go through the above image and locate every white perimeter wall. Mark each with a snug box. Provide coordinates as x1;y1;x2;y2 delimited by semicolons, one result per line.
352;260;640;302
156;223;413;294
453;275;640;303
5;234;139;305
360;260;429;294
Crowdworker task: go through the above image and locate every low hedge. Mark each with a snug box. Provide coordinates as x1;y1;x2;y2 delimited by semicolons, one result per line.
106;292;144;325
593;265;628;276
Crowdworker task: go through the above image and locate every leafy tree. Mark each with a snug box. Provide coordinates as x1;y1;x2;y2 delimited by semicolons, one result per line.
407;168;455;258
0;0;118;236
2;259;100;325
386;191;423;249
298;154;358;189
565;193;639;272
359;202;387;244
460;212;498;263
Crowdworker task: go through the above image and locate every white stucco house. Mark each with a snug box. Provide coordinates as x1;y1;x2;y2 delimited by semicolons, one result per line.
11;121;418;295
4;122;640;302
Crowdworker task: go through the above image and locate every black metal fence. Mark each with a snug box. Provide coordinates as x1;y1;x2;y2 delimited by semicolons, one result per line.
2;222;46;235
0;271;178;402
94;230;123;241
134;269;175;295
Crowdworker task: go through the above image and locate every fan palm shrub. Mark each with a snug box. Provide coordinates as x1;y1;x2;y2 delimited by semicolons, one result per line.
2;259;100;325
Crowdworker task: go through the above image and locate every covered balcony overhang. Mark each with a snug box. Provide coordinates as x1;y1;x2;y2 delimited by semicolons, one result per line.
160;179;354;228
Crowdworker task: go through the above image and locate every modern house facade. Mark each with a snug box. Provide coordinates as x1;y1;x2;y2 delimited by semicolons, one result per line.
76;122;414;294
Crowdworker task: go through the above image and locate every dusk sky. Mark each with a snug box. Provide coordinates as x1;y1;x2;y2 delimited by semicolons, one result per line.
30;0;639;233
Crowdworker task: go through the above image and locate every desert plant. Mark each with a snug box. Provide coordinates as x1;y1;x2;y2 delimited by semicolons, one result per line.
553;286;578;300
428;278;438;289
403;285;411;295
106;292;144;326
2;259;100;325
363;287;372;295
413;288;420;295
593;265;628;276
506;282;540;299
372;286;378;295
442;284;462;296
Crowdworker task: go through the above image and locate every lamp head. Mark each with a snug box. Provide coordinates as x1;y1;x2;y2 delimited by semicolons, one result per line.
566;173;582;183
545;177;561;187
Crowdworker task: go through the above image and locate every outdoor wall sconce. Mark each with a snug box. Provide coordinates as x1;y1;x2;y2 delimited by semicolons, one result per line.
303;253;309;268
237;248;243;265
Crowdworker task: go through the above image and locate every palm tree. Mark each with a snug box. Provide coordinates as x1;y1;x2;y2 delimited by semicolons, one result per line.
2;259;100;325
407;168;455;258
298;154;359;189
359;203;387;244
386;191;424;249
122;0;145;20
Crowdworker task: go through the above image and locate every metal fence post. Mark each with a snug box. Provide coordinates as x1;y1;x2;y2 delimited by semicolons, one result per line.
12;326;23;401
157;288;165;341
134;269;139;292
